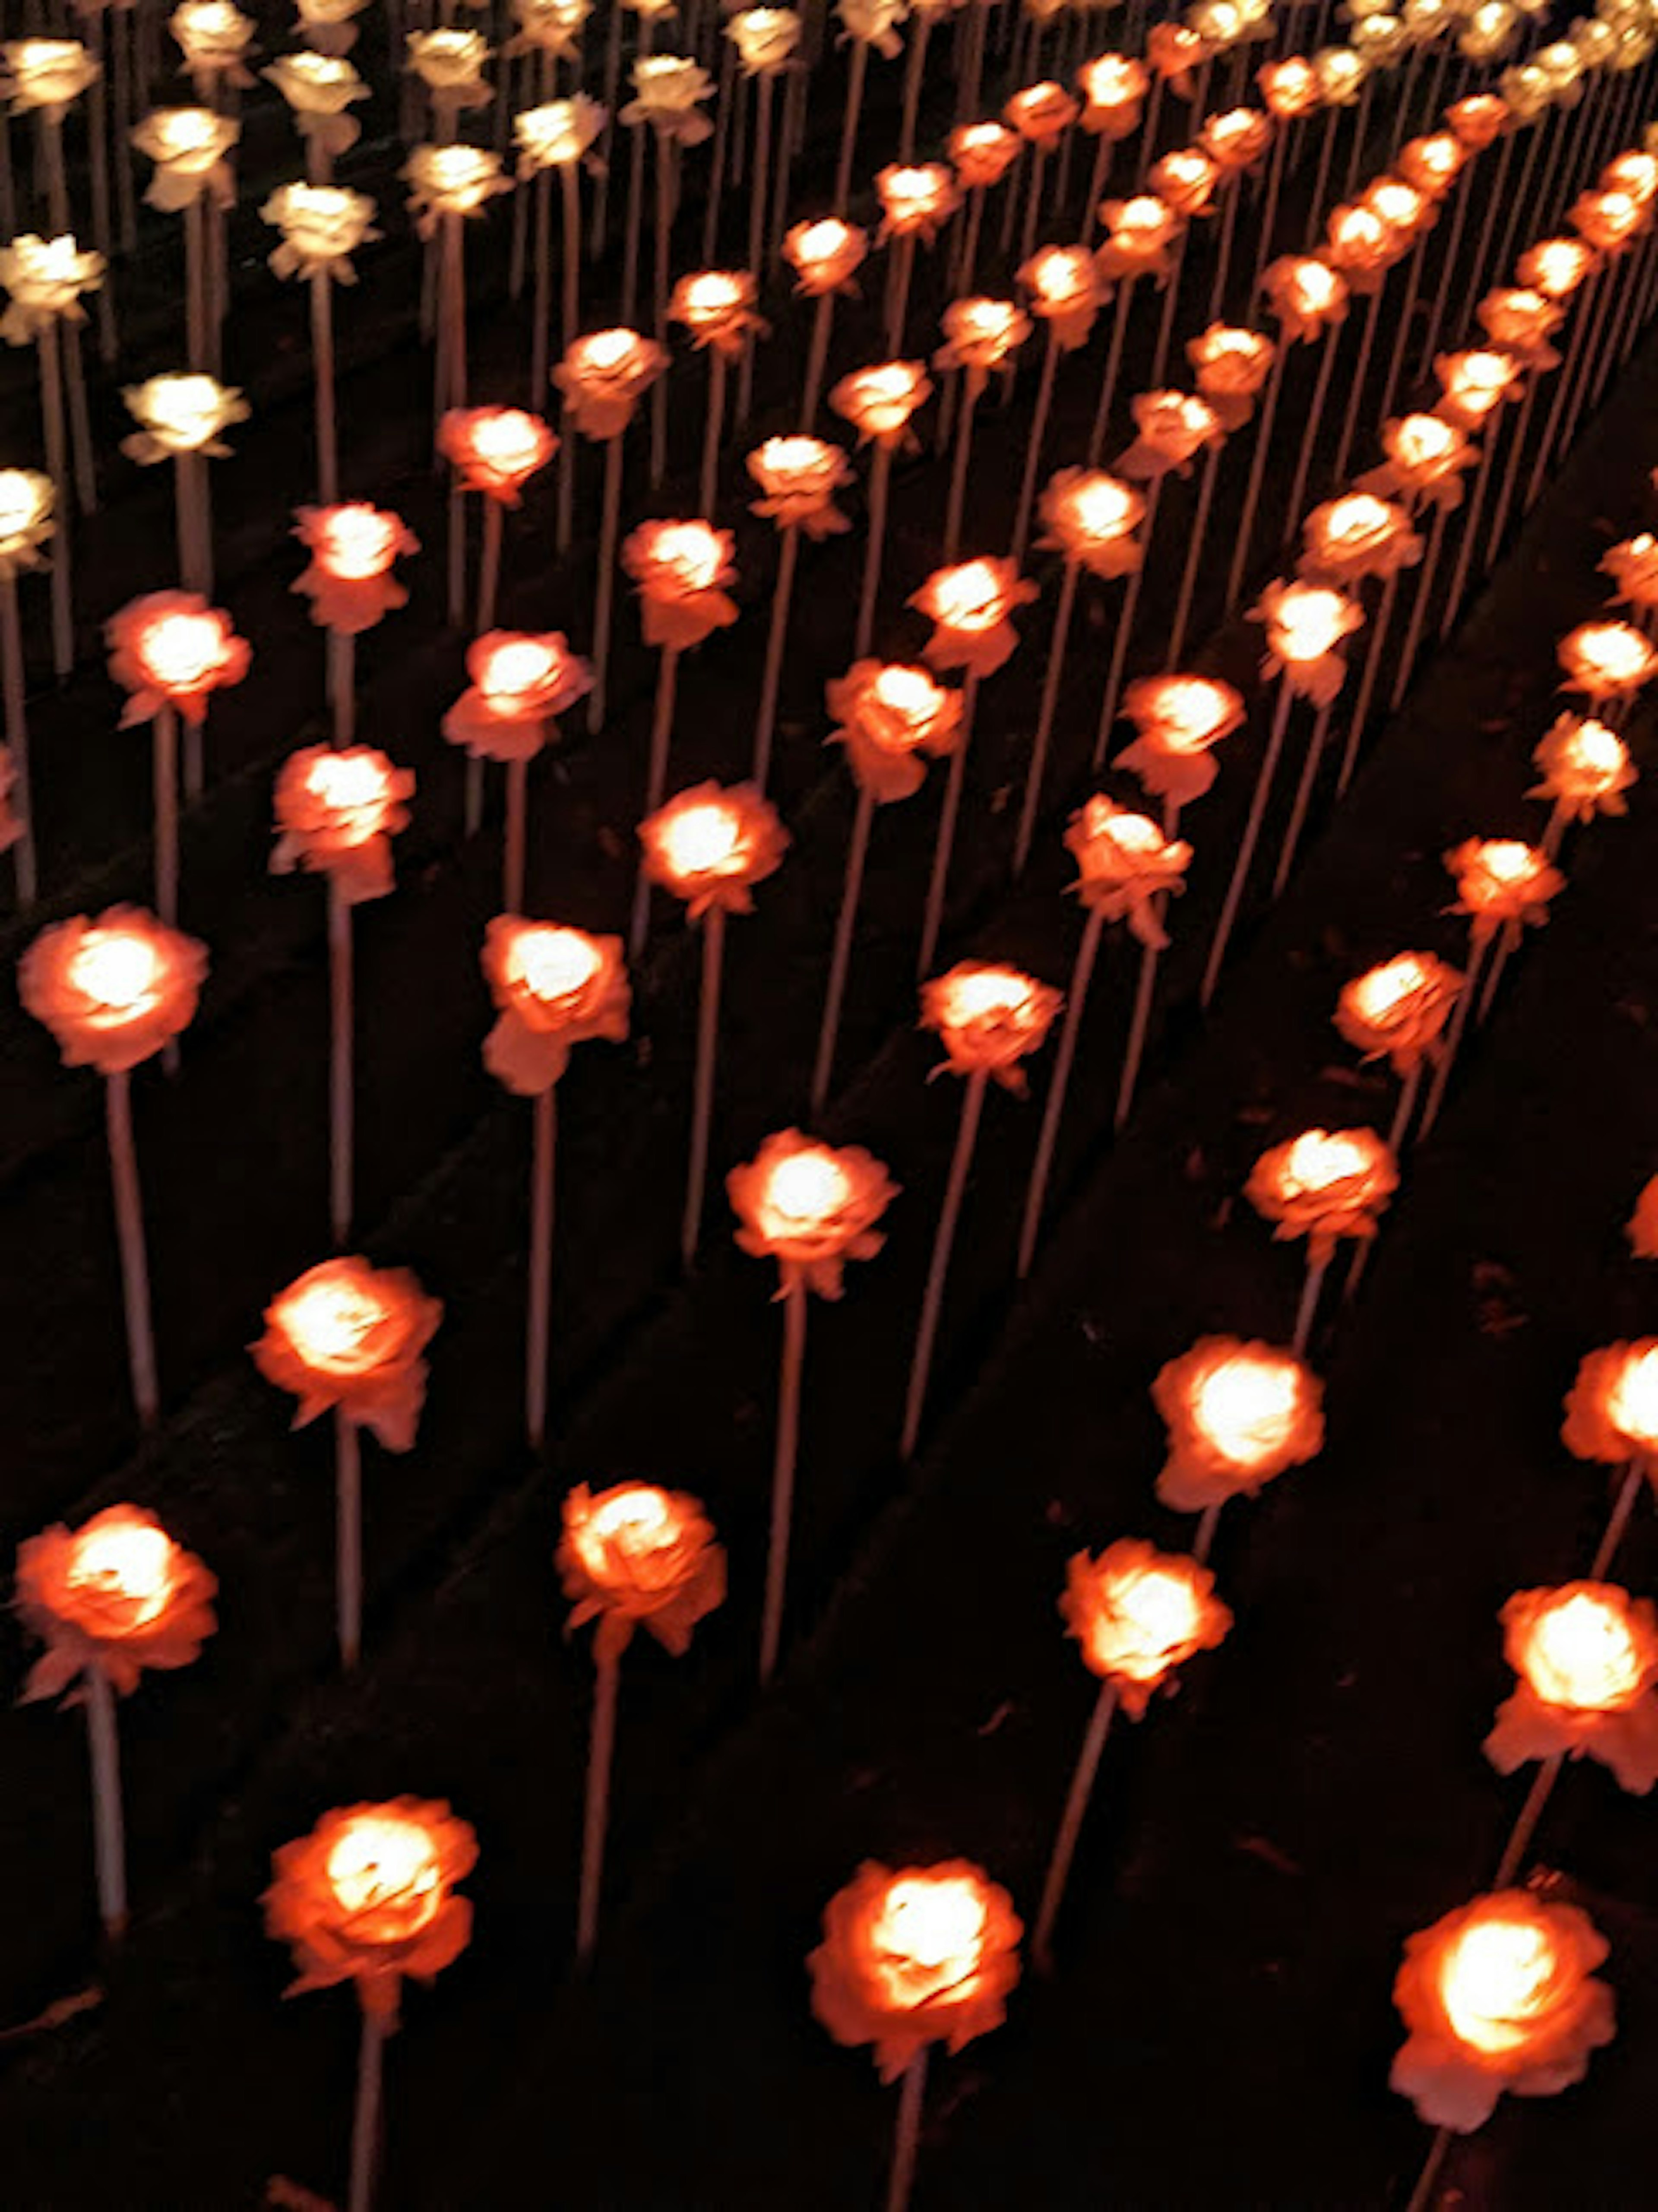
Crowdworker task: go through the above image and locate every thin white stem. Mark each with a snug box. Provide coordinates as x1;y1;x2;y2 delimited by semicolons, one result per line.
699;348;727;521
1032;1679;1118;1972
1418;929;1489;1140
106;1070;158;1428
311;274;339;505
576;1643;621;1961
918;674;978;978
885;2048;929;2212
681;906;726;1268
152;706;179;926
1200;678;1295;1008
1591;1462;1643;1580
751;527;799;794
330;878;354;1245
630;646;680;959
589;437;624;732
900;1070;989;1461
1292;1254;1328;1358
857;444;895;660
1013;557;1079;876
759;1276;808;1683
1493;1750;1565;1889
525;1087;557;1447
348;2005;386;2212
335;1407;362;1670
1016;908;1106;1279
812;787;876;1115
0;571;33;902
1115;930;1162;1132
84;1664;127;1938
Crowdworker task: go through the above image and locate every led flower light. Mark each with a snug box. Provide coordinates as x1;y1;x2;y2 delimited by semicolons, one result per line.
272;743;412;905
1261;253;1348;342
1557;618;1658;705
1200;106;1274;175
727;6;801;73
1336;951;1464;1070
1153;1338;1324;1512
0;465;53;572
1397;131;1468;198
106;590;248;727
912;557;1035;677
553;327;666;438
16;1504;216;1702
558;1482;725;1657
809;1860;1022;2082
828;661;962;801
1485;1582;1658;1791
261;180;378;280
1247;1126;1399;1263
619;54;715;143
830;358;932;446
1460;0;1520;63
406;26;492;108
948;119;1019;188
783;217;867;297
514;96;607;183
263;51;369;158
1065;797;1190;943
0;38;99;117
1077;52;1149;138
293;502;416;633
443;631;591;761
934;295;1031;387
836;0;908;56
1061;1539;1231;1713
1146;21;1211;93
622;519;737;650
253;1257;442;1448
130;108;238;212
1600;532;1658;609
0;231;104;336
1446;835;1563;939
730;1129;896;1296
21;906;206;1074
1321;201;1403;292
1019;244;1107;351
747;435;852;536
1446;91;1510;150
437;405;556;504
171;1;255;83
639;780;788;917
874;160;957;242
480;918;629;1096
1095;193;1181;283
1528;713;1634;828
1037;468;1144;576
921;960;1060;1089
509;0;592;58
1391;1892;1615;2131
1116;677;1244;809
1433;346;1523;432
1359;411;1478;510
1187;323;1275;428
1299;492;1423;584
1004;78;1079;150
1563;1339;1658;1470
297;0;371;54
1311;42;1367;104
402;142;509;235
1476;285;1563;369
1251;579;1363;703
1148;146;1220;223
120;372;247;462
1571;187;1647;256
1118;389;1223;483
1258;54;1319;117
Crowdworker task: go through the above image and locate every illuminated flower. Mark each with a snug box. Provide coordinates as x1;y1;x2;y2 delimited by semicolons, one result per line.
265;1799;477;2018
508;0;592;60
515;93;607;174
121;372;248;463
554;328;667;439
1003;78;1079;149
1563;1339;1658;1470
1364;176;1435;246
1148;146;1220;222
272;744;413;903
911;557;1035;677
809;1860;1022;2082
1557;619;1658;705
620;54;715;143
747;435;852;536
1061;798;1187;944
1397;130;1468;197
1018;244;1106;350
0;231;104;341
835;0;908;58
263;52;368;160
639;780;788;917
1311;42;1367;104
1299;493;1422;584
622;520;738;651
933;296;1030;389
481;918;629;1094
0;38;99;117
1061;1539;1231;1714
1434;347;1523;432
1115;676;1242;809
1257;55;1319;117
1571;187;1646;257
1261;253;1348;342
443;631;591;761
1475;286;1562;371
729;1128;897;1295
293;503;416;634
16;1505;216;1703
107;590;248;725
1186;323;1275;429
402;142;509;236
1446;92;1510;149
1528;713;1634;824
1627;1176;1658;1259
1201;106;1274;174
668;267;764;358
1321;201;1402;293
1445;836;1562;939
1352;13;1408;63
253;1256;442;1447
406;26;492;108
726;6;801;73
827;660;962;802
782;217;867;298
20;906;206;1074
1391;1891;1615;2132
557;1481;725;1658
948;119;1019;187
0;467;53;573
1146;21;1210;95
1153;1337;1323;1511
1485;1582;1658;1792
1095;193;1181;284
1251;579;1362;704
296;0;371;56
171;1;256;82
0;745;20;853
1357;411;1478;511
1460;0;1519;63
438;406;556;504
1077;52;1148;139
130;108;238;214
875;161;957;243
1601;532;1658;610
921;960;1060;1090
1037;467;1143;577
1335;951;1463;1071
1246;1126;1399;1263
830;358;932;447
1601;150;1658;204
1118;389;1222;481
261;181;378;282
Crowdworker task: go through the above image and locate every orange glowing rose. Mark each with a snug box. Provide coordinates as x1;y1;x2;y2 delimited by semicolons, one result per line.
1060;1539;1232;1714
480;918;629;1095
1148;147;1220;222
1364;176;1435;244
1515;236;1597;300
1077;53;1148;139
1118;389;1223;482
1018;244;1107;351
1335;951;1463;1071
1037;468;1144;577
106;590;249;727
1320;202;1402;293
553;327;668;438
21;907;206;1074
1444;837;1562;938
1261;254;1348;342
1298;493;1423;584
948;120;1020;189
437;405;557;503
933;297;1031;390
1476;286;1563;370
1601;151;1658;205
1246;1126;1399;1262
668;267;765;358
1095;194;1181;284
1397;131;1467;197
782;217;867;298
1146;21;1211;94
1627;1176;1658;1260
1485;1582;1658;1792
1251;579;1364;705
1528;713;1634;823
1065;796;1190;943
639;781;788;916
1258;56;1319;118
272;744;414;904
1601;533;1658;610
747;435;853;536
1433;348;1523;433
1004;78;1079;149
1391;1891;1615;2131
557;1481;725;1659
874;161;958;243
830;359;933;448
252;1257;442;1449
808;1860;1022;2082
826;660;962;802
1117;675;1244;807
16;1505;217;1703
729;1128;897;1296
622;520;739;651
1152;1338;1324;1511
1557;619;1658;704
1187;323;1275;429
1201;107;1274;175
1357;411;1478;511
1563;1340;1658;1468
912;557;1035;677
292;502;417;634
1570;187;1646;257
921;960;1061;1089
443;631;592;761
1446;92;1509;149
265;1798;477;2017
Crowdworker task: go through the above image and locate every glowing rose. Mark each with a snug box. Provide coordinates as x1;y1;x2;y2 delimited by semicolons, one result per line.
443;631;592;761
171;2;255;82
1528;713;1634;824
1311;43;1367;104
1446;92;1510;150
261;180;378;283
1445;836;1562;940
1116;676;1243;809
1460;0;1519;63
121;372;248;464
554;328;667;440
1077;53;1148;139
1298;493;1422;585
1152;1338;1324;1511
1476;285;1562;371
1558;618;1658;704
106;590;249;725
266;1799;477;2018
949;119;1019;188
1095;194;1181;285
406;26;492;108
831;359;932;447
1571;188;1646;257
1148;147;1220;223
921;960;1060;1089
1601;150;1658;204
0;232;104;341
729;1128;897;1296
0;467;53;573
1364;177;1434;248
130;109;238;214
1117;389;1222;482
509;0;592;59
874;161;957;243
836;0;908;57
1037;467;1144;577
1146;21;1210;94
933;296;1031;390
727;6;801;73
263;52;369;161
1261;253;1348;343
557;1481;725;1658
1357;411;1478;511
1513;241;1596;313
16;1505;216;1703
1004;79;1079;149
809;1860;1022;2082
1627;1176;1658;1259
1485;1582;1658;1792
1258;56;1319;117
668;267;765;359
1187;323;1275;429
1061;1539;1231;1713
911;557;1035;677
1018;244;1107;351
1433;347;1523;432
272;744;413;904
515;95;607;177
639;780;788;917
1250;579;1363;704
1391;1891;1615;2131
1563;1340;1658;1468
827;660;962;802
1600;532;1658;611
293;502;417;634
1397;131;1468;197
253;1256;442;1448
21;907;206;1074
402;143;509;237
1200;106;1274;174
1352;13;1408;63
1063;796;1189;943
1246;1126;1399;1262
782;217;867;298
481;918;629;1095
1335;951;1463;1071
622;520;738;651
747;435;853;536
1321;202;1403;293
620;54;715;144
0;38;100;117
438;405;557;504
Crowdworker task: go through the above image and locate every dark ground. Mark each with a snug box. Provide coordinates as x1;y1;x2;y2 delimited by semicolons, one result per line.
1;9;1656;2207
